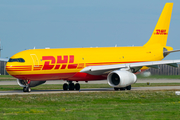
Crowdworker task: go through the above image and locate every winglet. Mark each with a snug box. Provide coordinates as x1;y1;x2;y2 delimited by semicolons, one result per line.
144;3;173;47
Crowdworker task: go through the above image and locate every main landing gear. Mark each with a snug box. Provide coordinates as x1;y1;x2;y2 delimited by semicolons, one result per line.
114;85;131;91
23;80;31;92
63;81;80;91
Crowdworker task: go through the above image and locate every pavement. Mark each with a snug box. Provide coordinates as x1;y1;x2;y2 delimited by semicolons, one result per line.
0;79;180;95
1;79;180;85
0;86;180;96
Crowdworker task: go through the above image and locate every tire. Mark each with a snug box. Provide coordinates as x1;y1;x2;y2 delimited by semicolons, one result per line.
26;87;31;92
114;87;119;91
27;87;31;92
63;83;68;90
126;85;131;90
120;88;126;91
23;87;31;92
69;83;74;90
23;87;26;92
75;83;80;90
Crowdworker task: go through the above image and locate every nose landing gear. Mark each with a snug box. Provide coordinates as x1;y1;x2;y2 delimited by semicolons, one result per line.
23;80;31;92
23;86;31;92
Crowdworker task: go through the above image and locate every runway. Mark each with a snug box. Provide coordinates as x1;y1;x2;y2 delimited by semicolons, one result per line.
0;86;180;95
0;79;180;95
1;79;180;85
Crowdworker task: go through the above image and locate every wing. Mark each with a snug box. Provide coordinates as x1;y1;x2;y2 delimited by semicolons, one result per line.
80;60;180;75
0;58;8;62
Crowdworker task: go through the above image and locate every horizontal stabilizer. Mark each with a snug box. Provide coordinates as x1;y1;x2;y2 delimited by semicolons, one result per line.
164;49;180;54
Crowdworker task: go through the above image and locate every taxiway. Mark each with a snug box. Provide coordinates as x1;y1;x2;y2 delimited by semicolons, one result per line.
0;79;180;95
0;86;180;95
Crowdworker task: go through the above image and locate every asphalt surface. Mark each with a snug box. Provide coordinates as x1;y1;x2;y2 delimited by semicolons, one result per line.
1;79;180;85
0;79;180;95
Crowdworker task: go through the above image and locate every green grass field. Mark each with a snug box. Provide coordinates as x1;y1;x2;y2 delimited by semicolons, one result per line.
0;75;13;78
0;75;16;81
1;75;180;119
0;91;180;120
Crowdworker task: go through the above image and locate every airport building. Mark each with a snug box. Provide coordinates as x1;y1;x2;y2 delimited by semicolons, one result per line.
149;64;180;75
0;61;8;75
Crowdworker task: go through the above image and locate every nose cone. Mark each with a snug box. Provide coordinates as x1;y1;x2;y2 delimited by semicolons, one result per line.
6;62;17;75
6;57;29;76
6;50;34;79
6;64;31;73
6;62;11;71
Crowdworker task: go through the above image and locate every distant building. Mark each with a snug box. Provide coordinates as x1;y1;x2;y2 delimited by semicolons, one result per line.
0;61;8;75
149;64;180;75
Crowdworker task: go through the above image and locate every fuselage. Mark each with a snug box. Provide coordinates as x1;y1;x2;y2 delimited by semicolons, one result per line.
5;45;172;81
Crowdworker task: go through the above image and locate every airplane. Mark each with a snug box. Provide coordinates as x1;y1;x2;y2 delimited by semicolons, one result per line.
4;3;180;92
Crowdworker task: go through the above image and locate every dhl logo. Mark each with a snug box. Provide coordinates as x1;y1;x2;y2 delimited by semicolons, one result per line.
41;55;84;70
154;29;167;35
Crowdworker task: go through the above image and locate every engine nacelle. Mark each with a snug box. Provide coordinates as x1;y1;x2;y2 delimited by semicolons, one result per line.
17;79;46;87
107;70;137;87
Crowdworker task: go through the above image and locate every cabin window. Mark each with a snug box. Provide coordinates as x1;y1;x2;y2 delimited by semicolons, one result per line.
8;58;25;62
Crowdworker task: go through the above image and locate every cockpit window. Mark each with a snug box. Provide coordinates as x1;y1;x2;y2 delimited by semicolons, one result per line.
8;58;25;62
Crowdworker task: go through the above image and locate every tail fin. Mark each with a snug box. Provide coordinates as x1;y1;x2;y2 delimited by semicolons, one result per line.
144;3;173;47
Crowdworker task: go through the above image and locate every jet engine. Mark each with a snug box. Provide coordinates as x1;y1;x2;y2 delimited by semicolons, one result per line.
17;79;46;87
107;70;137;87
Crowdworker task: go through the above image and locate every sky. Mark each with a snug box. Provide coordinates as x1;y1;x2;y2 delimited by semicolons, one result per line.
0;0;180;60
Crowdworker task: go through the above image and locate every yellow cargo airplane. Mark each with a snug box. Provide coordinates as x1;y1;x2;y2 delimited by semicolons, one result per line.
4;3;180;92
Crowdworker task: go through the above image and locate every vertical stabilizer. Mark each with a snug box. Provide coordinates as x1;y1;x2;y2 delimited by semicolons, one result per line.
144;3;173;47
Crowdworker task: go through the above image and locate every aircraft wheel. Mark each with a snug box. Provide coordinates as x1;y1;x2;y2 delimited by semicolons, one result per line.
75;83;80;90
28;87;31;92
23;87;31;92
23;87;26;92
26;87;31;92
63;83;68;90
120;88;126;91
69;83;75;90
126;85;131;90
114;87;119;91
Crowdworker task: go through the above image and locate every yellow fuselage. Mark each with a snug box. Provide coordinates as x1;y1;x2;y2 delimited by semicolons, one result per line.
6;45;172;81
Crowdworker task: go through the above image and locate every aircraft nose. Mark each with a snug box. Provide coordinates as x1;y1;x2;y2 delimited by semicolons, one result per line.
6;62;22;75
6;62;15;74
6;62;32;75
6;62;11;71
5;57;28;74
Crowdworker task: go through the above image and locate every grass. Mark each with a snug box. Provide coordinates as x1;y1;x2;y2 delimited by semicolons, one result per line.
1;83;180;91
0;90;180;119
1;75;180;119
0;75;15;81
0;75;13;78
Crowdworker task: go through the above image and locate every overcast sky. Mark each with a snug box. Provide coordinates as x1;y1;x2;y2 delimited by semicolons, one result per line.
0;0;180;60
